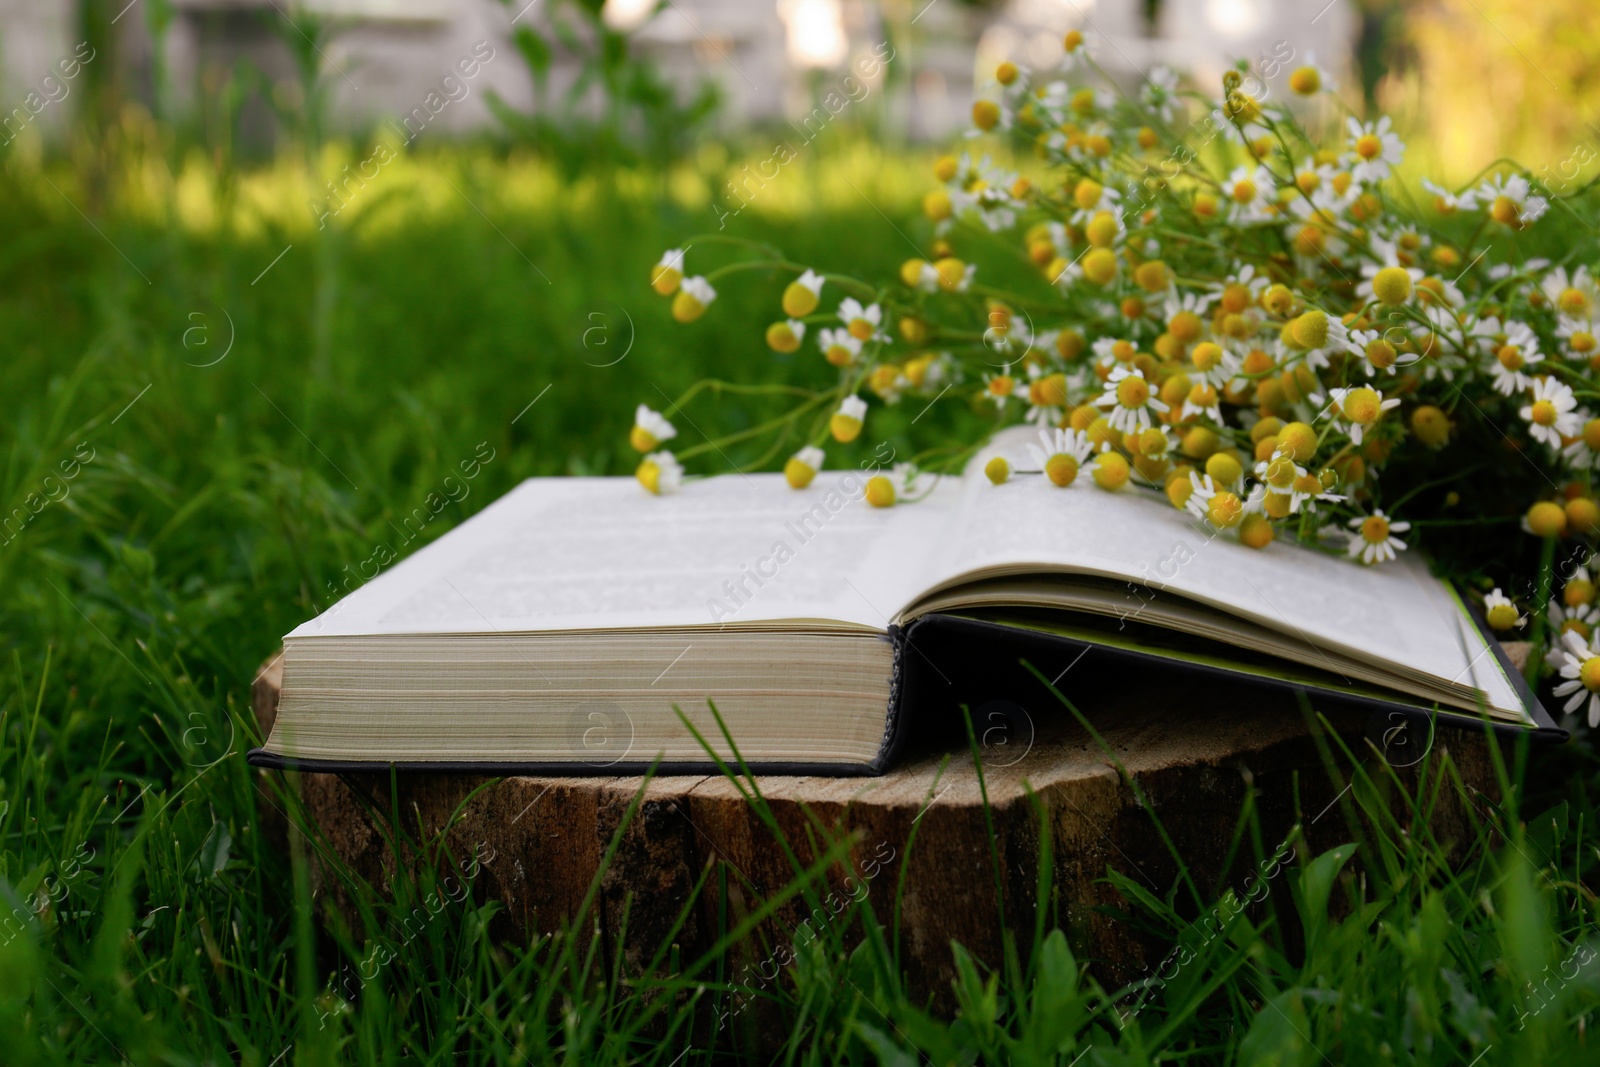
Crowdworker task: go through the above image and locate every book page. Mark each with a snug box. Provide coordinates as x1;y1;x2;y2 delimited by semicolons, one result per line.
290;467;963;639
908;426;1479;689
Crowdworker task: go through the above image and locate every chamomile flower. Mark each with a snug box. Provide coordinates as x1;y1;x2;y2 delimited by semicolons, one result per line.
1223;165;1278;223
1141;65;1182;123
818;327;862;366
635;451;683;495
1185;472;1245;528
1285;53;1336;95
830;395;868;442
1476;173;1549;229
838;298;888;342
1188;341;1241;388
1346;508;1410;565
1026;427;1094;487
650;248;687;294
1096;366;1168;435
1563;413;1599;469
672;276;717;323
630;404;678;452
1556;316;1600;363
1483;588;1526;632
1488;320;1544;395
983;364;1018;410
1421;178;1476;215
784;446;825;489
1553;629;1600;727
1549;598;1600;644
1325;385;1400;445
782;270;826;317
1345;116;1404;184
1520;376;1581;448
1543;265;1599;321
1059;28;1096;71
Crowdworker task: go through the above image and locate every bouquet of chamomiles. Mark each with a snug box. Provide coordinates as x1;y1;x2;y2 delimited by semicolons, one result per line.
631;33;1600;727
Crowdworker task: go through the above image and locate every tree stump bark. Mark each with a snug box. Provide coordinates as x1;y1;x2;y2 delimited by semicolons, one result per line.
250;647;1504;1009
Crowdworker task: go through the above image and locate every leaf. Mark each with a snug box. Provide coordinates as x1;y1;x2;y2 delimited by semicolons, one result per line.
194;821;231;880
1297;843;1356;953
1237;987;1317;1067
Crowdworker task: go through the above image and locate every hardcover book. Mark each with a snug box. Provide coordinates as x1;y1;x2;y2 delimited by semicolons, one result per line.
249;428;1562;775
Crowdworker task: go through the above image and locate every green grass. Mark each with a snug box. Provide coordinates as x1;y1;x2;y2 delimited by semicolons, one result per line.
1;130;1599;1064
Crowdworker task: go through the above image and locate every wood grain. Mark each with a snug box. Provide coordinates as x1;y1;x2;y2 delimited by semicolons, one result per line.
250;650;1501;1011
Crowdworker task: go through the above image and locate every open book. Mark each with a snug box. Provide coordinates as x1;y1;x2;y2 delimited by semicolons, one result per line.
249;427;1559;774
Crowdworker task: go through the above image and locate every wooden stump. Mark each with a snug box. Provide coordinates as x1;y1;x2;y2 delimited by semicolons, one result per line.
251;648;1503;1008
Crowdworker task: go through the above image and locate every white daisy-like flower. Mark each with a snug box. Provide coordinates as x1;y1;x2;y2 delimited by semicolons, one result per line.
1421;178;1476;215
1488;320;1545;396
1345;116;1404;184
1563;410;1598;468
1285;52;1337;94
1520;376;1582;448
982;364;1018;410
1556;316;1600;363
817;327;863;365
1346;508;1410;565
631;404;678;451
1356;237;1425;304
1325;385;1401;445
1026;427;1094;487
1476;173;1549;228
636;450;683;495
1553;629;1600;727
1096;366;1168;435
1549;598;1600;646
905;260;940;293
1185;472;1245;528
837;297;888;342
1223;165;1278;223
1543;265;1599;321
1059;28;1097;71
892;461;924;493
679;275;716;308
1482;588;1526;632
1141;65;1183;122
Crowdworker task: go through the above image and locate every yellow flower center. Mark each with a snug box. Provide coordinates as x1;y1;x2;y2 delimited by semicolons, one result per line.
1264;455;1297;489
1296;171;1321;194
1063;29;1084;52
1560;287;1591;316
1497;344;1525;371
1192;342;1224;372
1582;656;1600;693
972;100;1002;131
1565;579;1596;607
1341;387;1382;426
1045;454;1080;487
1288;66;1320;95
1116;376;1150;409
1490;195;1521;227
636;460;661;494
1486;603;1520;631
1232;179;1257;203
988;375;1015;397
1208;491;1243;527
1355;134;1383;160
1168;311;1203;343
630;426;659;453
1571;331;1596;354
848;318;874;341
1564;618;1594;641
1111;339;1137;362
1532;399;1558;427
1371;267;1413;306
1360;515;1391;544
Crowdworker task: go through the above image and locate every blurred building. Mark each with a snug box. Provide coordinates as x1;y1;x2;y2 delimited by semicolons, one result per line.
0;0;1357;146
